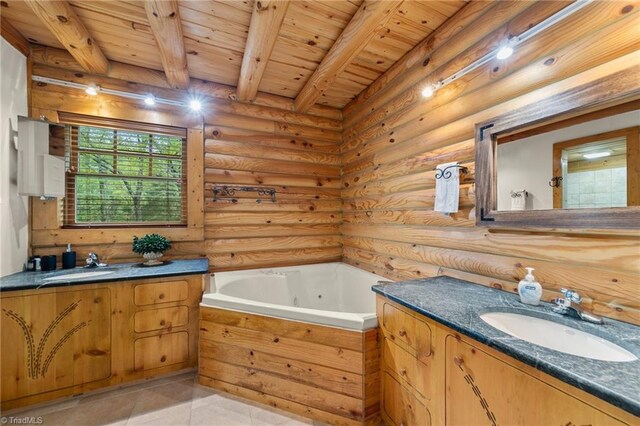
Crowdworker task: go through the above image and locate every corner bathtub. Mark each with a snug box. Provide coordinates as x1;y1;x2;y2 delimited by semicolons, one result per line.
201;262;387;330
198;262;390;424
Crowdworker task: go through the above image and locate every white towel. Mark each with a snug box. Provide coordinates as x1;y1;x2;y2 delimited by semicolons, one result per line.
510;189;527;210
434;162;459;214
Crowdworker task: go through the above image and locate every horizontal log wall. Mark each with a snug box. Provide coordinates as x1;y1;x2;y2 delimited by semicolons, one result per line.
28;62;343;271
25;1;639;323
203;109;343;271
340;1;640;325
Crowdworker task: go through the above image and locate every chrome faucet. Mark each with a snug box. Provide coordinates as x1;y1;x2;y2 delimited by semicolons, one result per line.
553;288;603;324
85;252;107;268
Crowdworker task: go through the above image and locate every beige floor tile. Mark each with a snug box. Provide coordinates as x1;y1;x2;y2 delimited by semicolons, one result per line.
190;403;252;426
248;405;313;426
65;392;139;426
4;374;330;426
191;392;252;414
3;398;81;418
127;401;192;426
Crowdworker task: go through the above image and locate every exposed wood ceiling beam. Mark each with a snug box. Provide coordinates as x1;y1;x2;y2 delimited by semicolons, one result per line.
24;0;109;74
30;45;342;120
294;0;403;112
1;17;30;56
237;0;291;102
144;0;190;90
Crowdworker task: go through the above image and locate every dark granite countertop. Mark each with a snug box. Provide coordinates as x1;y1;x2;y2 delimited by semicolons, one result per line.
0;259;209;292
372;276;640;417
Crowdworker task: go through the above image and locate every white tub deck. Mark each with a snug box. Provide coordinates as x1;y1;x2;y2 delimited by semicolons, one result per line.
201;262;389;330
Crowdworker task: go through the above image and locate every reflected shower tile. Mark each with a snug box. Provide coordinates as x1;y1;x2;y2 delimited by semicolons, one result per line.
611;191;627;205
567;180;580;195
579;193;595;205
611;167;627;189
595;192;612;205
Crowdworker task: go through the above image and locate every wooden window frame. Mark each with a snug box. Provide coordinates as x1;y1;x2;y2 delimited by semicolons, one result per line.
63;124;188;228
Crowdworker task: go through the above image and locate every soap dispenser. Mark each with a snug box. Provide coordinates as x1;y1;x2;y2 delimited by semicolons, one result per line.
62;243;77;269
518;267;542;306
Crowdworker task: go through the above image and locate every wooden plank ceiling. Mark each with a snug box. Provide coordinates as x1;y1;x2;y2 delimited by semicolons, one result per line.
1;0;466;109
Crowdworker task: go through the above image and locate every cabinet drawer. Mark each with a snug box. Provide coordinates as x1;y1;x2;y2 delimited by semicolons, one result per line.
134;306;189;333
382;371;430;426
134;332;189;371
134;281;188;306
382;302;432;362
383;338;431;400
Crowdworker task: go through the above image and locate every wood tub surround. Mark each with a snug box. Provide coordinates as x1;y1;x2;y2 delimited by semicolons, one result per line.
374;278;640;425
198;306;380;425
0;269;206;411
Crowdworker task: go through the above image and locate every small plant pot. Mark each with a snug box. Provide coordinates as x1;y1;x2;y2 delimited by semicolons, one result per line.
142;252;164;266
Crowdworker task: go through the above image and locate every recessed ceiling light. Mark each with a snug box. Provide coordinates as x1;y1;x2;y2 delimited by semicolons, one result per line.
85;84;99;96
496;46;514;60
144;95;156;106
189;99;202;112
583;151;611;159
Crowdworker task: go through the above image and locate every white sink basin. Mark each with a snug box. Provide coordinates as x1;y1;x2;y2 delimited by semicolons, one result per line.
43;270;115;281
480;311;637;362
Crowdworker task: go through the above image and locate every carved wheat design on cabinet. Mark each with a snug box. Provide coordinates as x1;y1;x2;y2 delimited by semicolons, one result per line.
2;299;89;379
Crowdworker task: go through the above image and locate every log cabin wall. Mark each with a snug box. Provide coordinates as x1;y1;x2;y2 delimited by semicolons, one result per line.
202;107;343;271
340;1;640;325
21;1;639;324
27;53;343;271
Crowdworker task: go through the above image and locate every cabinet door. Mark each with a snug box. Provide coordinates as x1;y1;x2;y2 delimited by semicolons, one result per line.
1;288;111;402
445;336;629;426
382;371;431;426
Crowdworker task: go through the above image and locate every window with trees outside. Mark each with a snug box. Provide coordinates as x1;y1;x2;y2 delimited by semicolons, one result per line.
63;116;187;227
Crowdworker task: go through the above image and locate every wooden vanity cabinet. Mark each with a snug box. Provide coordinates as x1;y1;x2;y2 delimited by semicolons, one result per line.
445;337;628;426
1;274;204;410
377;296;638;426
378;299;435;425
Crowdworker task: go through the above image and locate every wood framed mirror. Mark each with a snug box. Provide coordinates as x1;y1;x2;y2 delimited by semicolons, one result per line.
475;67;640;229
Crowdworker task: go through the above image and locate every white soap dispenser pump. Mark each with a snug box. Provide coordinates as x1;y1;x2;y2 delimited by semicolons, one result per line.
518;267;542;306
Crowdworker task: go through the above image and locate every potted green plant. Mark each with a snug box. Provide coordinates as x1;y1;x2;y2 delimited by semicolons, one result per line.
132;234;171;266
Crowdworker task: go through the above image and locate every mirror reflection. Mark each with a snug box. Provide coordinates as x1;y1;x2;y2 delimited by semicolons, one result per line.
496;107;639;211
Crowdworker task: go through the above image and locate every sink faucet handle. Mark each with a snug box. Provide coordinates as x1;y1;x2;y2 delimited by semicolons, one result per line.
86;252;103;267
560;288;581;303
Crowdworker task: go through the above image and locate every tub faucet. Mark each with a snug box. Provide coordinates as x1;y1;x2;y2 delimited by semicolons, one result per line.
553;288;603;324
86;252;108;268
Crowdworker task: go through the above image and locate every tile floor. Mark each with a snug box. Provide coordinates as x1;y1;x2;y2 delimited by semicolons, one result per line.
1;373;327;426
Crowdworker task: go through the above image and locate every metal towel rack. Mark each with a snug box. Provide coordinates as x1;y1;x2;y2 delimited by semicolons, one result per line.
212;185;276;203
510;190;528;198
433;164;468;180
